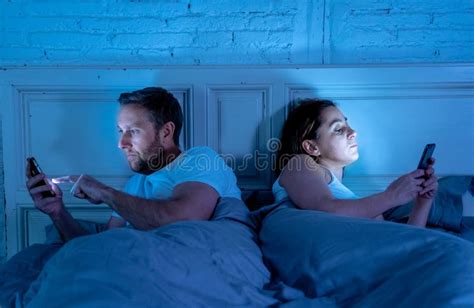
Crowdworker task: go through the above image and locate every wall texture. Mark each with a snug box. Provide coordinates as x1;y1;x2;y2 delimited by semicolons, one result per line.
327;0;474;63
0;115;5;263
0;0;473;261
0;0;472;66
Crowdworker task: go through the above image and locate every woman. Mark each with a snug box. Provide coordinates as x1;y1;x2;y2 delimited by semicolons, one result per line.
274;99;438;227
257;99;474;306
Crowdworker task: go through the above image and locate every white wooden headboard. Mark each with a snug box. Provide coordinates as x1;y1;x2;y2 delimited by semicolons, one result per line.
1;64;473;258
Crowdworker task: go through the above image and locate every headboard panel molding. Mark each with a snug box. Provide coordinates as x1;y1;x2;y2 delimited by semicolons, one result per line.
1;64;473;258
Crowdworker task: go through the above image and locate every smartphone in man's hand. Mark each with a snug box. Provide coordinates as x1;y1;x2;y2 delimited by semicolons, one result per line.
417;143;436;170
27;157;56;198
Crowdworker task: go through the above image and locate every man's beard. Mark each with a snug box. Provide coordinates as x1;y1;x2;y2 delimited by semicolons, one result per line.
130;138;165;175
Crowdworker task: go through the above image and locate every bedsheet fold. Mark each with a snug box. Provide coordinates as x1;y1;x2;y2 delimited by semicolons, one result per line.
259;201;474;307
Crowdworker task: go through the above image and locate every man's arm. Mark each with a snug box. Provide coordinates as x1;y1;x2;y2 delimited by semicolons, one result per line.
102;181;219;230
106;216;127;230
48;208;90;241
27;172;89;241
55;175;220;231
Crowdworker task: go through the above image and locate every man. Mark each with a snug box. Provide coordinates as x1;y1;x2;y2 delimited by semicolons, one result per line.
26;87;242;239
9;87;279;307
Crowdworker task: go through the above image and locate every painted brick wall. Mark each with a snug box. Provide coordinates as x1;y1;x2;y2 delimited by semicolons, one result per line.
327;0;474;63
0;1;324;65
1;0;472;66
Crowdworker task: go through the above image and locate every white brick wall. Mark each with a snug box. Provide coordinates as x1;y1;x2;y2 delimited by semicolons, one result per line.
0;0;472;66
0;1;321;65
327;0;474;63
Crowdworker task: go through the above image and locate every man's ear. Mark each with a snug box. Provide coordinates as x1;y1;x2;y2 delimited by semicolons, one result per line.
159;121;176;144
302;139;320;156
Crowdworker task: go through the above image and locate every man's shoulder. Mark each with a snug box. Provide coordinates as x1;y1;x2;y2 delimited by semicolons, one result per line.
124;173;146;193
183;146;218;157
172;147;241;199
177;146;221;165
172;146;230;174
127;173;145;183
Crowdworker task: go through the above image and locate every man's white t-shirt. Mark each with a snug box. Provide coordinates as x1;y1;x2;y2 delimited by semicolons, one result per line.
112;146;241;220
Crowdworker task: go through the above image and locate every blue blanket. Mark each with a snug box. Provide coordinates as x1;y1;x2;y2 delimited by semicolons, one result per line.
16;221;278;307
4;196;474;307
1;198;281;307
259;201;474;307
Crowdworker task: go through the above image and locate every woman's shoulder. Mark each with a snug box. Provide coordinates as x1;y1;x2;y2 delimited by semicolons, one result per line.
283;153;316;169
280;154;331;184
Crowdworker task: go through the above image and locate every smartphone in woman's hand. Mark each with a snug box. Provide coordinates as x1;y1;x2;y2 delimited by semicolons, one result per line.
417;143;436;170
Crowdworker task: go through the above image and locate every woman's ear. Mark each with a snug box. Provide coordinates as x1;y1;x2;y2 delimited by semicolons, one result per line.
302;140;320;156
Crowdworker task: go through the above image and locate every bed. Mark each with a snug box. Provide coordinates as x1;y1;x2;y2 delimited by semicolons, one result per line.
257;176;474;307
1;65;473;306
259;201;474;307
1;178;474;307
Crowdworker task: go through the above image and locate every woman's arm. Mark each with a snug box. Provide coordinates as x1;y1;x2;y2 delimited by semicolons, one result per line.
407;198;433;227
407;162;438;227
280;155;425;219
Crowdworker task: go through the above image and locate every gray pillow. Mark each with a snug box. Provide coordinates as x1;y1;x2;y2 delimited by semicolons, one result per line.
383;176;472;232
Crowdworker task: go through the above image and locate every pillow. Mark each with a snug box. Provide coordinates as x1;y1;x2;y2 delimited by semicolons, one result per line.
383;176;472;232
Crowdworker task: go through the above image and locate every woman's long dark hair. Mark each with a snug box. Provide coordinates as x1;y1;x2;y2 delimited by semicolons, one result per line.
276;99;336;175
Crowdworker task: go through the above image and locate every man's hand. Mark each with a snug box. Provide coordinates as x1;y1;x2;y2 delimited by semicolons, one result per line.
26;161;65;216
53;174;110;204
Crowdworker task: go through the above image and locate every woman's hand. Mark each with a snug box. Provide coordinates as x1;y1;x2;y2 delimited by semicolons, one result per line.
407;158;438;227
384;169;425;206
417;158;438;200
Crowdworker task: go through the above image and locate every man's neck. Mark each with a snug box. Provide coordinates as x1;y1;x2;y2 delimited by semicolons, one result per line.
164;147;182;165
143;146;182;175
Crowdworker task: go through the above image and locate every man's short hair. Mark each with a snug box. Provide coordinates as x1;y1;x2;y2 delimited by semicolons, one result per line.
118;87;183;145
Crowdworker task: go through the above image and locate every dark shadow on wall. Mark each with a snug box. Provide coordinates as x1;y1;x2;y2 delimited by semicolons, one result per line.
0;116;6;264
